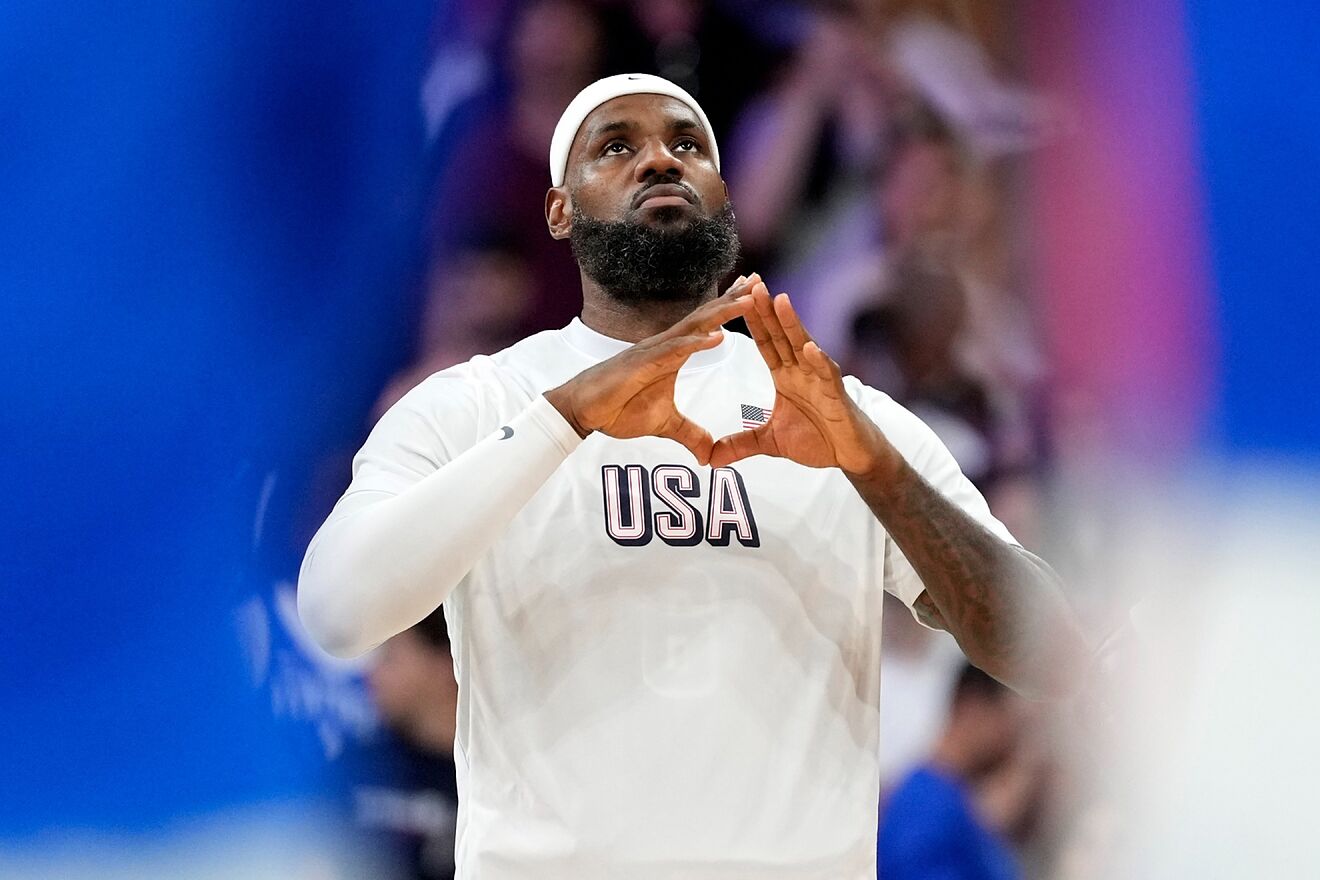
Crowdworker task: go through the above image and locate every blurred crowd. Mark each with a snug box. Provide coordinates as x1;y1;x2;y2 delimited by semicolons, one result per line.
340;1;1089;878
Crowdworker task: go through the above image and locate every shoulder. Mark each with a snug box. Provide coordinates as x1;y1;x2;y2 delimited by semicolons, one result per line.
386;327;576;436
484;326;573;374
397;328;569;411
842;375;946;461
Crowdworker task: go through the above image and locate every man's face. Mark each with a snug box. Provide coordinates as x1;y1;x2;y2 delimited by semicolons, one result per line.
879;140;963;247
561;92;727;228
546;93;739;302
962;693;1027;772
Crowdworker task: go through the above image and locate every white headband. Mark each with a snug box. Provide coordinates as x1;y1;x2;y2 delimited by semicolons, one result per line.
548;73;721;187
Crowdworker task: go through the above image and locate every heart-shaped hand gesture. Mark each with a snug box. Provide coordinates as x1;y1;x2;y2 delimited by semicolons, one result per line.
545;274;886;476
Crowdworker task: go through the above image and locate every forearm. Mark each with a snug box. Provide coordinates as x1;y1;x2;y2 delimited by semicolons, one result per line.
298;395;581;658
849;449;1087;699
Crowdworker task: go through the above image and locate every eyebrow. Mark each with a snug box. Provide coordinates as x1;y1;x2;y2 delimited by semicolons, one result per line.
586;115;704;144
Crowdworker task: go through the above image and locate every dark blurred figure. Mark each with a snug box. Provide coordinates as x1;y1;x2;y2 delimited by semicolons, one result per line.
878;664;1040;880
594;0;782;138
846;257;998;488
724;6;894;276
347;610;460;880
428;0;605;332
375;237;535;417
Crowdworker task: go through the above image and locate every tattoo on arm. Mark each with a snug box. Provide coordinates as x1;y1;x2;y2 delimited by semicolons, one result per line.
854;458;1081;696
912;590;948;631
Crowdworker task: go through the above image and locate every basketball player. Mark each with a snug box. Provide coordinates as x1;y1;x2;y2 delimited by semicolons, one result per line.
299;74;1086;879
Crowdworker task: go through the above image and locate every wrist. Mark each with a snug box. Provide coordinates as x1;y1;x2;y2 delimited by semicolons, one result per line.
842;423;905;485
543;385;591;440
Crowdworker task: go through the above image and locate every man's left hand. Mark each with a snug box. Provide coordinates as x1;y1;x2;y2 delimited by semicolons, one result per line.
709;280;896;477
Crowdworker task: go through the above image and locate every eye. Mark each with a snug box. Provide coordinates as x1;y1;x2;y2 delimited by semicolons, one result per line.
674;137;699;152
602;141;631;156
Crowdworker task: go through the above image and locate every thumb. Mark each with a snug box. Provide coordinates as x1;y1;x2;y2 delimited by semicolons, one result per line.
709;427;771;468
655;411;715;466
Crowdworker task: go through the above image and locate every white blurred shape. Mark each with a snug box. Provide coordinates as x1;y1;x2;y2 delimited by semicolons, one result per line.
0;805;387;879
1097;472;1320;878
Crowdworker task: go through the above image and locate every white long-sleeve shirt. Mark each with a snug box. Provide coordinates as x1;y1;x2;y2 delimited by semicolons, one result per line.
299;318;1017;880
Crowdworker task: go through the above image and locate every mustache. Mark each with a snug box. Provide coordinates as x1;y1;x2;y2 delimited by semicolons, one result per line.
630;175;700;210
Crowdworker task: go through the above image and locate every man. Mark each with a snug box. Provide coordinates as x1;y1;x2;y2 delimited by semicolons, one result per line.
348;610;460;880
879;664;1033;880
299;73;1085;879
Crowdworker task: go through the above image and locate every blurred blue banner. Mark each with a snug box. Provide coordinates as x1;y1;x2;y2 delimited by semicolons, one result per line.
1;0;439;837
1188;0;1320;455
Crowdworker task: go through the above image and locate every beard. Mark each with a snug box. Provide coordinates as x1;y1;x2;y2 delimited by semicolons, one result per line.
569;202;740;303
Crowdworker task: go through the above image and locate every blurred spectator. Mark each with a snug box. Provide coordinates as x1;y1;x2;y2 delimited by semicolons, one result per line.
427;0;606;332
846;256;998;487
724;8;893;273
878;664;1036;880
878;112;968;259
871;1;1052;156
418;0;515;147
845;122;1048;541
723;2;1048;404
346;610;460;880
594;0;783;137
375;237;535;417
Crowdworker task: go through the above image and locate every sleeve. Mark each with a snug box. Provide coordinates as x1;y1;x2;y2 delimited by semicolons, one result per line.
297;368;583;658
848;379;1020;628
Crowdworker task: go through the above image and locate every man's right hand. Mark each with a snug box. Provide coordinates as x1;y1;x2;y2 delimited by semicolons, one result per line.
543;275;759;465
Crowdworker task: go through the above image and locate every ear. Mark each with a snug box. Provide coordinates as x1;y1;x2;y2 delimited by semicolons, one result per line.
545;187;573;240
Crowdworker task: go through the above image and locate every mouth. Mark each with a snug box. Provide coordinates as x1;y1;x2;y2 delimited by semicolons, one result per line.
632;183;698;211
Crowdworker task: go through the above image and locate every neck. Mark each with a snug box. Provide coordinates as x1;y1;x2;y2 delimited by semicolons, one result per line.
578;273;718;343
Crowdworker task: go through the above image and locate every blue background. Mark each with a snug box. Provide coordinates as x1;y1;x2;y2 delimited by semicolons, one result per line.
1186;2;1320;454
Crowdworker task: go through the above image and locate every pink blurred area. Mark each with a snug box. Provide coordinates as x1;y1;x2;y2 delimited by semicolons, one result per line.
1026;0;1216;459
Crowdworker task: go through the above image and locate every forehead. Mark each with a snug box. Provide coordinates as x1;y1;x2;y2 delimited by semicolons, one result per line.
568;94;703;157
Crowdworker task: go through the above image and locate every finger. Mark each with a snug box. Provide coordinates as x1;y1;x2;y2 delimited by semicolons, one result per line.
802;340;839;382
742;296;782;369
657;412;715;466
635;328;740;385
720;272;756;299
661;274;759;343
645;330;723;369
709;427;771;468
774;292;814;355
753;283;797;365
683;293;753;335
691;272;759;327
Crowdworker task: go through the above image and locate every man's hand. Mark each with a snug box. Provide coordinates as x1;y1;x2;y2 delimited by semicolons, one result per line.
544;277;756;465
709;282;895;475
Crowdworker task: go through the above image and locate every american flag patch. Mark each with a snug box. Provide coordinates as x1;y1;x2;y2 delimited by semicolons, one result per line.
740;403;772;429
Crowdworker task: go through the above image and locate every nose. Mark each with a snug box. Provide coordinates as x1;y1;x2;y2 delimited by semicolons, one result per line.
633;137;683;182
